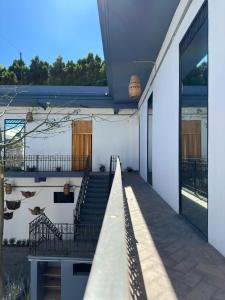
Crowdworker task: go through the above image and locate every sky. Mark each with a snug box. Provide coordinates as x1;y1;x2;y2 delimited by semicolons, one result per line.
0;0;104;67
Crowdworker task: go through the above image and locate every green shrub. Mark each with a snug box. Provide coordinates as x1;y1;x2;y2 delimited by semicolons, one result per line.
9;238;15;246
16;240;22;246
3;239;8;246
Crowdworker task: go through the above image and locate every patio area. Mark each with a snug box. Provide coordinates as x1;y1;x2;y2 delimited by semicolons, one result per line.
123;173;225;300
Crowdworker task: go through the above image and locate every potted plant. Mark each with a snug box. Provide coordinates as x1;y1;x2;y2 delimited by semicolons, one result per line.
9;238;15;246
99;164;106;172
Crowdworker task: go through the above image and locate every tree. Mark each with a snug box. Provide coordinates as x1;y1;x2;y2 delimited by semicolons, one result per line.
28;56;49;85
0;53;107;86
8;59;28;84
0;90;84;298
49;56;65;85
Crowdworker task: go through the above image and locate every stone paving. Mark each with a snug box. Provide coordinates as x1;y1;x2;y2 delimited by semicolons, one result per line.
123;173;225;300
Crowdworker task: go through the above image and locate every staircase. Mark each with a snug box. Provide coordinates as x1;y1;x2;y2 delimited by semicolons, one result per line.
42;265;61;300
79;174;109;225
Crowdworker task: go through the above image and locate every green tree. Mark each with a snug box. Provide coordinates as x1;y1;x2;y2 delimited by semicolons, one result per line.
8;59;28;84
28;56;49;85
0;53;107;86
49;56;65;85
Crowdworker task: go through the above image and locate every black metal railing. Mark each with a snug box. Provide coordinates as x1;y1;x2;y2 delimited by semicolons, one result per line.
108;155;117;195
29;214;101;257
4;155;91;172
74;175;89;224
181;158;208;199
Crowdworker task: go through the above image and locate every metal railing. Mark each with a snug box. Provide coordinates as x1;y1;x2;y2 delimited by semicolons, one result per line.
181;158;208;199
74;175;89;224
108;155;117;195
4;154;91;172
84;157;130;300
29;214;101;257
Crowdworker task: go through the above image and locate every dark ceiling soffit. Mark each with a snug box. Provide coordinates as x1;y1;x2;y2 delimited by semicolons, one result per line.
97;0;114;97
0;98;137;109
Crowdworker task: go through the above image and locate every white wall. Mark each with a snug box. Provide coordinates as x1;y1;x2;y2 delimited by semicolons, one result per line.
1;107;139;172
139;0;205;213
208;0;225;256
93;114;139;172
4;177;82;240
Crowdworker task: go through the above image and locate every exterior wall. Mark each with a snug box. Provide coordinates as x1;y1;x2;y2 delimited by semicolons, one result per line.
208;0;225;256
61;261;90;300
93;114;139;172
1;107;139;171
139;0;206;213
3;177;82;240
139;0;225;257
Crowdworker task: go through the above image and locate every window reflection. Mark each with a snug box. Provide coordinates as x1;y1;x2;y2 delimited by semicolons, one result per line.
4;119;25;171
180;3;208;237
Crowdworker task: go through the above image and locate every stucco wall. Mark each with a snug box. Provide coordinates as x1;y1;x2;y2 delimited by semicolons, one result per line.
1;107;139;172
139;0;206;213
3;177;82;240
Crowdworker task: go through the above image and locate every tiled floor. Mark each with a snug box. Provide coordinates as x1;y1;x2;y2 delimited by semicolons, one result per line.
123;173;225;300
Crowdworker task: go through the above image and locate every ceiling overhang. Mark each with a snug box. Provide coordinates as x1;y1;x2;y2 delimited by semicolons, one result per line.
98;0;181;102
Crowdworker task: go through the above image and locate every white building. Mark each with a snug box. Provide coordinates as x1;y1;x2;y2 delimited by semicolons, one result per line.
2;0;225;299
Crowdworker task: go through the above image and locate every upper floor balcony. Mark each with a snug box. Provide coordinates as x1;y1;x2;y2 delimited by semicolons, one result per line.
4;154;91;178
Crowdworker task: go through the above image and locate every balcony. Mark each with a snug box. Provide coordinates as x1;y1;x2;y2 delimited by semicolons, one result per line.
4;155;91;178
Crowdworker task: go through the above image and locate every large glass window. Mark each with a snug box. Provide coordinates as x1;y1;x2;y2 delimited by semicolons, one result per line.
180;2;208;237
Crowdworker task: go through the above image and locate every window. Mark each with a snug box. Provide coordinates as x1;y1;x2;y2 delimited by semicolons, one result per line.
73;263;92;276
54;192;74;203
4;119;25;171
179;1;208;237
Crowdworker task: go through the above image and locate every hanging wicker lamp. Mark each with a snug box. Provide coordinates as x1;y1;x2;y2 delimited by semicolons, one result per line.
5;183;12;195
128;75;141;99
26;111;33;122
63;184;70;196
21;191;36;198
4;212;13;220
6;200;21;210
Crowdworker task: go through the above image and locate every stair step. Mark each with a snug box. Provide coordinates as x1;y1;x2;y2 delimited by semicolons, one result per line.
84;203;107;209
81;208;105;215
80;216;104;223
42;290;61;300
43;267;61;278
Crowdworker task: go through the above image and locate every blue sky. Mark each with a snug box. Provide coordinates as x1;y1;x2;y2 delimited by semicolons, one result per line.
0;0;104;67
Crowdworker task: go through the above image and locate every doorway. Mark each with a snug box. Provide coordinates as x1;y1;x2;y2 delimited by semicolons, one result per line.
72;120;92;171
147;94;153;185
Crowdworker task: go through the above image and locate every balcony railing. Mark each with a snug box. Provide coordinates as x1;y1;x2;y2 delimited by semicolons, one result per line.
181;158;208;199
29;214;101;257
84;157;130;300
4;155;91;172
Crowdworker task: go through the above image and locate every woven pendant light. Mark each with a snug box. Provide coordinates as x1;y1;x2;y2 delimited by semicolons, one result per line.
129;75;141;98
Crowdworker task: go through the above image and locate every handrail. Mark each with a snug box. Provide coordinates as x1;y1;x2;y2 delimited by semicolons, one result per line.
74;175;89;224
84;157;129;300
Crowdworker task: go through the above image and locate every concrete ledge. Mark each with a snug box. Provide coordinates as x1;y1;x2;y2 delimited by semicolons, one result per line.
84;158;129;300
5;171;84;178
